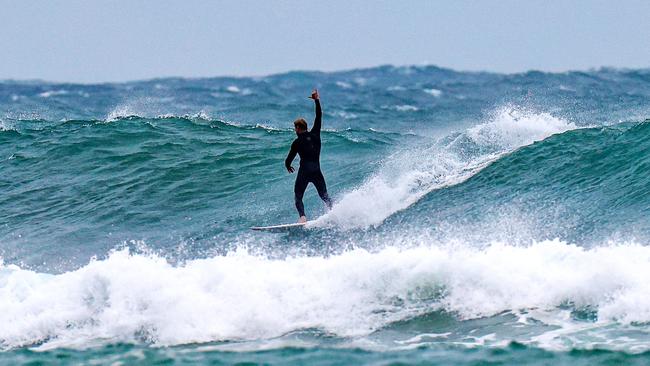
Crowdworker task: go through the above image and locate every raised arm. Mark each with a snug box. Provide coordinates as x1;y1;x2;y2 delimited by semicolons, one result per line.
310;89;322;134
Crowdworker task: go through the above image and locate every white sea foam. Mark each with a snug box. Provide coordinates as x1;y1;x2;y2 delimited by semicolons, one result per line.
382;105;419;112
336;81;352;89
0;118;18;132
559;84;575;92
106;105;136;121
156;111;212;120
106;97;177;121
395;105;419;112
353;77;367;86
423;88;442;97
332;110;358;119
38;90;68;98
314;107;576;229
221;85;252;95
2;240;650;351
466;107;576;148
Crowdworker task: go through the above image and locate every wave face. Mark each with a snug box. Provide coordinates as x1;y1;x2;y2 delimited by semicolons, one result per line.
2;66;650;364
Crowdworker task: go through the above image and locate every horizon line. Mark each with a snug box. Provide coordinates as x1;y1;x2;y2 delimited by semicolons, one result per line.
1;63;648;86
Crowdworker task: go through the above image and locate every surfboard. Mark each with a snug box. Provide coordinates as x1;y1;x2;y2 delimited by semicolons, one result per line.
250;222;309;232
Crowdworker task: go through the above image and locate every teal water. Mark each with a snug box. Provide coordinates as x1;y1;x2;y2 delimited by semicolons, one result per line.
2;66;650;364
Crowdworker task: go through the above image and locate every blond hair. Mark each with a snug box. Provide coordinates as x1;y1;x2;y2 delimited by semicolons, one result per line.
294;118;308;131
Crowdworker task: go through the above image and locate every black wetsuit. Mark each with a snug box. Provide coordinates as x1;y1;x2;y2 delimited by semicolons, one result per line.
285;99;332;217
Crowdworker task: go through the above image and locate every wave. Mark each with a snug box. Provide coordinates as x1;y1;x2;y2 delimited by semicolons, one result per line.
0;119;10;132
470;119;650;200
1;114;417;139
314;107;577;229
3;65;650;128
2;239;650;351
396;119;650;244
4;66;650;357
3;110;646;250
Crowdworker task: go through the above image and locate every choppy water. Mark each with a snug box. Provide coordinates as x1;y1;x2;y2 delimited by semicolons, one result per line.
2;65;650;365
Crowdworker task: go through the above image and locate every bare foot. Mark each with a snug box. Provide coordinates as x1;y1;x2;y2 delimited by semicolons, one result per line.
298;216;307;223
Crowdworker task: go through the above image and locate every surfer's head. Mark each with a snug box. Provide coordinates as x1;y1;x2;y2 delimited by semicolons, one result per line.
294;118;308;134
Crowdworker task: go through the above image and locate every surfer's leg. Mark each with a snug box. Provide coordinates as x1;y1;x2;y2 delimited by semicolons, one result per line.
294;171;309;218
312;170;333;210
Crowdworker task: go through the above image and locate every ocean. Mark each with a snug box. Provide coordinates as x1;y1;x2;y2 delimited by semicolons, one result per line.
1;65;650;365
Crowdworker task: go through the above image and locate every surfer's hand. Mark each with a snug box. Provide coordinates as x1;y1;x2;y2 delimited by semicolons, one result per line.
310;89;319;100
287;166;295;173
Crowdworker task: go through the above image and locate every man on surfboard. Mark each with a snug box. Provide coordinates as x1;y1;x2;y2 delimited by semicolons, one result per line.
285;89;332;223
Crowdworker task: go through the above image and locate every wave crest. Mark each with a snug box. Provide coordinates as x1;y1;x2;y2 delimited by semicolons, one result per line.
315;107;577;229
2;240;650;350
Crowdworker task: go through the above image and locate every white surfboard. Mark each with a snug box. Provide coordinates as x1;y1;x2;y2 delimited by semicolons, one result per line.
250;221;310;232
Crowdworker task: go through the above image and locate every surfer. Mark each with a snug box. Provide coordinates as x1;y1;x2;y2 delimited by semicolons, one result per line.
285;89;333;223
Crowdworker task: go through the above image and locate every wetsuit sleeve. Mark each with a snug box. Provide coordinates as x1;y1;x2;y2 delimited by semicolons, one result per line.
285;140;298;169
311;99;322;135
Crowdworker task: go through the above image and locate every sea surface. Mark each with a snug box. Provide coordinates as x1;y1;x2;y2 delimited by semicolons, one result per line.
1;65;650;365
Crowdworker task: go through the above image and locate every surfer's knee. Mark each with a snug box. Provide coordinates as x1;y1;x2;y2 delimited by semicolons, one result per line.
319;191;332;208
